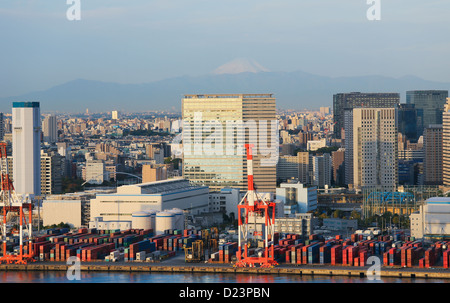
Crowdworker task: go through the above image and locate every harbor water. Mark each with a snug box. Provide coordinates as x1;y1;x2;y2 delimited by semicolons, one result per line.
1;271;449;283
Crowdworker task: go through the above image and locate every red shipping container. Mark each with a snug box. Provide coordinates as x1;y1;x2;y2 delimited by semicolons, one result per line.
359;251;368;267
444;249;450;269
383;252;389;266
296;248;303;265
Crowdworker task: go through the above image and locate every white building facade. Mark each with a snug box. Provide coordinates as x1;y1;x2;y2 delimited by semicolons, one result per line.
276;180;317;215
12;102;41;197
90;178;209;222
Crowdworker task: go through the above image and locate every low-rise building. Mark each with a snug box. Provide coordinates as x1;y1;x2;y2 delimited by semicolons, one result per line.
276;179;318;215
274;213;313;237
90;178;209;222
410;197;450;240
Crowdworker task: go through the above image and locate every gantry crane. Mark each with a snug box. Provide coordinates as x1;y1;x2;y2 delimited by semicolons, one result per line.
235;144;278;268
0;143;35;264
184;240;204;263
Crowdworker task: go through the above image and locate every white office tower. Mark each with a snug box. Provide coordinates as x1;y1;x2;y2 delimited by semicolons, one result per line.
42;114;57;143
12;102;41;197
345;107;397;190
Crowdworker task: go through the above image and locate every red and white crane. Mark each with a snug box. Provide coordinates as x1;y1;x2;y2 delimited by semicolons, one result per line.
0;143;35;264
235;144;278;268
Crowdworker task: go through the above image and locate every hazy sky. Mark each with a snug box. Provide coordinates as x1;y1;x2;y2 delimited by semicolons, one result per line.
1;0;450;98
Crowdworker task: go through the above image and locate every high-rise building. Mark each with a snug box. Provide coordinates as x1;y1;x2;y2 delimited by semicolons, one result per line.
112;110;118;120
345;107;398;190
42;114;57;143
12;102;41;197
182;94;277;193
311;153;332;188
333;92;400;139
331;148;345;186
406;90;449;137
397;103;421;142
0;113;4;141
41;151;63;195
423;125;443;185
442;98;450;187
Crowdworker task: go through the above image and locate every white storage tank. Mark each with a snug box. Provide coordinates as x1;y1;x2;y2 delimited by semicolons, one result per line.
132;211;152;230
146;209;157;232
155;211;175;235
168;208;185;230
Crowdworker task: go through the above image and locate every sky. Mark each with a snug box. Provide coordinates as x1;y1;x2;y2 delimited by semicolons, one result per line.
1;0;450;98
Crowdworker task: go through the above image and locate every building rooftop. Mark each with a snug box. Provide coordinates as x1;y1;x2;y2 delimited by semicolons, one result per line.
116;178;208;195
183;94;273;99
426;197;450;204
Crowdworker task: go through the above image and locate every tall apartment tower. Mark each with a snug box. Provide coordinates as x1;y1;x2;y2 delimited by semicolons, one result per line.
407;90;449;137
12;102;41;197
333;92;400;139
41;151;63;195
345;107;398;190
42;114;57;143
442;98;450;187
0;113;4;141
182;94;278;193
331;148;345;186
311;153;332;188
423;125;443;185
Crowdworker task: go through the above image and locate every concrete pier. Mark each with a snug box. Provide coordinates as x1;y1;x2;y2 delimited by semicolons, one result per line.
1;263;450;279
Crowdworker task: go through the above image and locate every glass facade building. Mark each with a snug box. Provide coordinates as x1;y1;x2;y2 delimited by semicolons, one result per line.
406;90;449;137
397;103;421;142
182;94;277;193
333;92;400;139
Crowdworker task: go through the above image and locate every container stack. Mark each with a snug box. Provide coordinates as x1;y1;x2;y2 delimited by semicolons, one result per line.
129;240;156;261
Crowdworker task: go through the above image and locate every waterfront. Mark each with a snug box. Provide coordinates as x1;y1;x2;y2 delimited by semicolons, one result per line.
1;271;449;283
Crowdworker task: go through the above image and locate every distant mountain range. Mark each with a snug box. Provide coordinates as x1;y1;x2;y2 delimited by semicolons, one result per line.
1;68;449;113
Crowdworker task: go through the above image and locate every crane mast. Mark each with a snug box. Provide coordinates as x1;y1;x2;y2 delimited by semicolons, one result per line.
235;144;278;268
0;142;35;264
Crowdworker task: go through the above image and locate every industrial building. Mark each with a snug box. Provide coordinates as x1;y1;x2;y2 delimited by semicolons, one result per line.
323;218;358;231
410;197;450;240
90;178;209;223
42;189;115;228
274;213;313;237
208;187;243;215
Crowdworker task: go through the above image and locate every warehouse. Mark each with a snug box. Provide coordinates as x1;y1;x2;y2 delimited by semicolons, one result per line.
410;197;450;239
90;178;209;222
43;188;115;228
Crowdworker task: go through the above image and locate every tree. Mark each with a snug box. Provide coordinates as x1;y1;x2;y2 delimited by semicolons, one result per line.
392;216;400;226
350;210;361;220
332;210;342;218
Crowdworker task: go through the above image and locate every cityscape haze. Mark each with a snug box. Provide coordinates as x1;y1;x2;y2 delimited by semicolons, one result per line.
2;0;450;291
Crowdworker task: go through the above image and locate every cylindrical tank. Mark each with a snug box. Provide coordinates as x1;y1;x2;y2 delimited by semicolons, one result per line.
146;209;158;232
132;211;151;230
155;212;175;235
168;208;185;230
